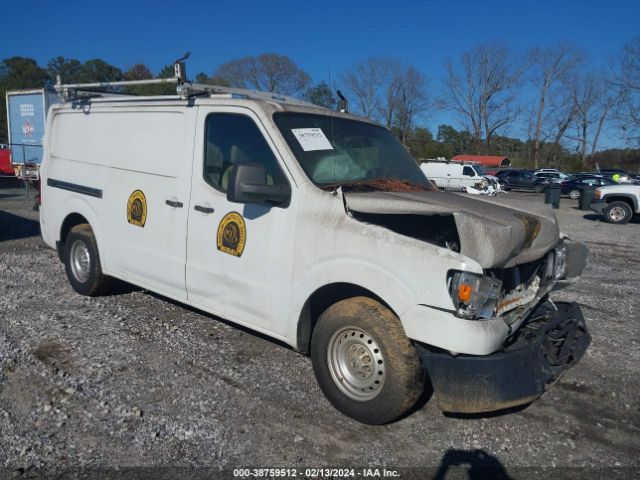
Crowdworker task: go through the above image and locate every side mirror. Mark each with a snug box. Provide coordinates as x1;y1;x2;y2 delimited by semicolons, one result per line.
226;163;291;206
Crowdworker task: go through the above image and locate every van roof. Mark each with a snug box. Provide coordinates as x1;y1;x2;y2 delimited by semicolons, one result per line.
50;92;378;126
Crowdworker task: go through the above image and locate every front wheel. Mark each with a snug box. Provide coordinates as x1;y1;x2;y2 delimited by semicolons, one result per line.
604;201;633;224
311;297;424;424
64;224;112;296
569;189;580;200
534;183;544;193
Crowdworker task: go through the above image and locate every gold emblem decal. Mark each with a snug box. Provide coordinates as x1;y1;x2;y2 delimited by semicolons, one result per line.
217;212;246;257
127;190;147;227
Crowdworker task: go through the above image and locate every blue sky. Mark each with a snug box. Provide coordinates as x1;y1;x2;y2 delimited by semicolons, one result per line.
2;0;639;148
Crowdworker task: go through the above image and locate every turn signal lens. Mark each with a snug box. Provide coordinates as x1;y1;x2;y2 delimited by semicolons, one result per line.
449;271;503;320
594;190;601;200
458;284;473;302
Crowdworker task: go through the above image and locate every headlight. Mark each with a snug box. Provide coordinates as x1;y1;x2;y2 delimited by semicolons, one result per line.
449;271;502;320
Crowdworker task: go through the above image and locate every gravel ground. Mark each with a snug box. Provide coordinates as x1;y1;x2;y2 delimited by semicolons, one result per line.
0;187;638;479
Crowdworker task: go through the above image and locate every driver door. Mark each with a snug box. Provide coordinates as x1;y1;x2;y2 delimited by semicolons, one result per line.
185;107;297;337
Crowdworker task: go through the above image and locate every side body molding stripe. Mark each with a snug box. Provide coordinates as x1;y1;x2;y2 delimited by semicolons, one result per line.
47;179;103;199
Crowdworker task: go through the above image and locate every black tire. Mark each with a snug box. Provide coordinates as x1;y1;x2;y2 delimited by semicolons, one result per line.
499;181;509;191
534;183;544;193
63;224;112;296
310;296;424;424
604;201;633;225
569;189;580;200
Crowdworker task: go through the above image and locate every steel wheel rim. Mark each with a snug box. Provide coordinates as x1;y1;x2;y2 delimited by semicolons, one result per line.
70;239;91;283
327;326;386;401
569;190;580;199
609;206;626;221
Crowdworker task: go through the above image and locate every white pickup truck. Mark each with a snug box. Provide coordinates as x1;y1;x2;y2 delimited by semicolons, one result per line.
591;184;640;224
39;71;591;424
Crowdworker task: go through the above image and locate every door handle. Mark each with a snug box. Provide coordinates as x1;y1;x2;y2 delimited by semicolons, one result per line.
165;200;184;208
194;205;215;214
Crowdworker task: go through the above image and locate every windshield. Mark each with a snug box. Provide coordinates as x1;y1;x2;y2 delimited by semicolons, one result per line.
474;165;486;176
274;112;432;190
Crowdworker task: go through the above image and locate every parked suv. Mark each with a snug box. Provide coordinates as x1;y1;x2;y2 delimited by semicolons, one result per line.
39;70;591;424
561;176;616;199
497;170;552;193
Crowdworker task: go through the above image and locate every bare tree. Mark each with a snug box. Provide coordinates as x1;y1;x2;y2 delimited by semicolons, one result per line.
394;67;431;142
615;37;640;145
213;53;310;96
341;57;400;122
568;72;621;165
442;43;523;154
341;58;430;137
548;97;579;165
528;43;584;168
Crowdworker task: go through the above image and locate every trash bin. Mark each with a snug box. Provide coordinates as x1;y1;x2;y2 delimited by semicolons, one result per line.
544;185;561;209
580;187;596;210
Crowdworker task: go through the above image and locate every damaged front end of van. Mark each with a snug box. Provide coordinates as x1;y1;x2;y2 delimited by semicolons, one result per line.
343;188;591;413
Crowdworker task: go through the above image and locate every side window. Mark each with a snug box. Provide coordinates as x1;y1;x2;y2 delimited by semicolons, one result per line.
203;114;287;192
462;166;475;177
508;172;520;178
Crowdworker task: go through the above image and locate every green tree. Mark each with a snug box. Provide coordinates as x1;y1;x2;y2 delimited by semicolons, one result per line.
214;53;310;96
76;59;123;83
152;64;179;95
404;127;433;158
436;125;472;155
122;63;154;95
47;56;83;83
124;64;177;96
304;81;335;108
194;72;210;84
0;57;49;143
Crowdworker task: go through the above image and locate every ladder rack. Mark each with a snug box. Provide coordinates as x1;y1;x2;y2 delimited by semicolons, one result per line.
54;57;317;108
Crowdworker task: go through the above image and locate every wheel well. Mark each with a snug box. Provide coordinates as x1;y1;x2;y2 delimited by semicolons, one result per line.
57;213;89;260
605;196;636;211
296;283;392;354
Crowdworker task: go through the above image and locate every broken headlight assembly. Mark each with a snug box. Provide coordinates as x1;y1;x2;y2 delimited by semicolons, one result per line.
448;271;503;320
554;243;567;280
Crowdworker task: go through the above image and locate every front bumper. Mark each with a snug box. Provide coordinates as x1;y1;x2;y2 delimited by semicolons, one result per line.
591;199;606;214
416;301;590;413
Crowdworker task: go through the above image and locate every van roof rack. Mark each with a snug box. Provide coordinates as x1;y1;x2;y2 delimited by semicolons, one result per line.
54;55;316;107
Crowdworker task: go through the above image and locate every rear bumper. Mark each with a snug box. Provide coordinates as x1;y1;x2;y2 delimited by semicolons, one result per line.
416;301;590;413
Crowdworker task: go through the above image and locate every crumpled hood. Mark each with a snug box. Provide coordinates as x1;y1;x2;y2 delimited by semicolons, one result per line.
343;190;560;268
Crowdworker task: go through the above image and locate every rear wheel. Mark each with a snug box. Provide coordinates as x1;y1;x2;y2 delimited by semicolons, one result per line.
311;296;424;424
534;183;544;193
569;189;581;200
604;201;632;225
64;224;112;296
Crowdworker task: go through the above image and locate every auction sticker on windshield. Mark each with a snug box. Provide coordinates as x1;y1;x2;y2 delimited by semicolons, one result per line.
291;128;334;151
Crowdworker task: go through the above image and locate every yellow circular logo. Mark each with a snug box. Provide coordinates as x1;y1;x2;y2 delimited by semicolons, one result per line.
217;212;246;257
127;190;147;227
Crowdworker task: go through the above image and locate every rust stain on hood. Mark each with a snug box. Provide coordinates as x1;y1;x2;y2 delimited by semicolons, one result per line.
343;190;560;268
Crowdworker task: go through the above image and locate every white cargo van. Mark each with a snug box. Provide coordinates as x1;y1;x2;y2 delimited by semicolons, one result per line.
420;161;487;190
40;71;591;424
